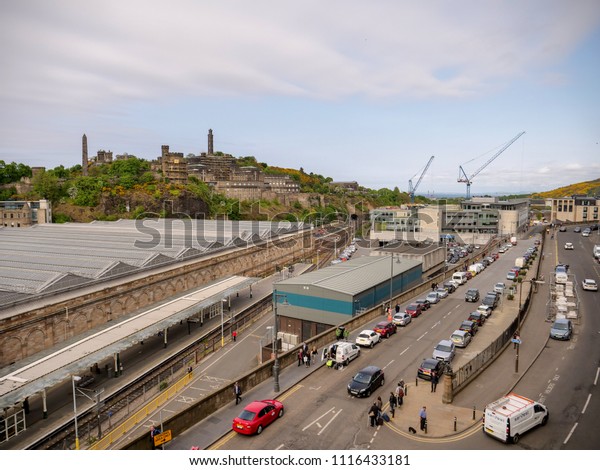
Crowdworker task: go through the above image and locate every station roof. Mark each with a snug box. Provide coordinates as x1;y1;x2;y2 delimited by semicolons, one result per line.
0;275;256;408
275;255;421;296
0;219;307;308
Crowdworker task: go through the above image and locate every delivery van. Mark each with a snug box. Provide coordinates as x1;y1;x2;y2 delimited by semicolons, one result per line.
325;341;360;368
483;393;548;444
452;272;468;285
510;236;517;245
515;257;525;268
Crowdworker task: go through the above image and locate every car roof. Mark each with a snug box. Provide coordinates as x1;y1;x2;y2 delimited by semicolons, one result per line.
375;321;391;326
452;329;468;336
359;365;382;374
584;278;596;283
421;358;440;366
553;318;570;325
359;329;375;334
243;400;278;412
436;339;453;347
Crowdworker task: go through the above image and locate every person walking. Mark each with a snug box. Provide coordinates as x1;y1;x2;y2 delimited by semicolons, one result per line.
234;382;242;405
298;349;303;367
395;381;405;406
376;396;383;412
368;402;379;427
419;406;427;432
232;330;237;342
388;391;396;418
431;371;438;392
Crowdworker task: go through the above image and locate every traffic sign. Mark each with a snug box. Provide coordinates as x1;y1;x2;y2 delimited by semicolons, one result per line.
154;430;172;446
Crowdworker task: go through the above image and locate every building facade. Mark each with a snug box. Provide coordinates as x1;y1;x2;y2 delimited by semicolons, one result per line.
550;195;600;224
0;200;52;227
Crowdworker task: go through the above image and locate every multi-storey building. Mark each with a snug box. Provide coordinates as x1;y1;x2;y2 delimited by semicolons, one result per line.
0;200;52;227
550;195;600;224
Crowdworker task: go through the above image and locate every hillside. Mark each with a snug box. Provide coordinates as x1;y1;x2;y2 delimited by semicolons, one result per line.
532;178;600;199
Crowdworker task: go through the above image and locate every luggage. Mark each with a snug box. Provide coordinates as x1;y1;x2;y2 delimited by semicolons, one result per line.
377;416;384;426
382;412;390;422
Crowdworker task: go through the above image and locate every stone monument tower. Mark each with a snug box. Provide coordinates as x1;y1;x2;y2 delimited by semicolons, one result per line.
207;129;214;155
82;134;88;176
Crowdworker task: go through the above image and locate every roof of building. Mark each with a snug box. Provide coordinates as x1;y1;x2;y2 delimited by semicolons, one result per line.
275;255;421;296
0;219;307;309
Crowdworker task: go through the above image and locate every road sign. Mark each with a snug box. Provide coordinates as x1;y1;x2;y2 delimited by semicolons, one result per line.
154;430;172;446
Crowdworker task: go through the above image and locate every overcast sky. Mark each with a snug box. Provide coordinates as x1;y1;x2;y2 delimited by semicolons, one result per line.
1;0;599;196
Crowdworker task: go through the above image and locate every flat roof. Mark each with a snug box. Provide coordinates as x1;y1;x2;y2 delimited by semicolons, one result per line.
275;255;421;296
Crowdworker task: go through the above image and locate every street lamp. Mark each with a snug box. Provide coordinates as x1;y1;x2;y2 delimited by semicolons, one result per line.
272;289;288;393
72;375;81;450
220;298;228;347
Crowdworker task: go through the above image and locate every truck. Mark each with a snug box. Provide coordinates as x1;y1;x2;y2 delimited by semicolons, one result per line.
483;393;548;444
515;257;525;268
510;236;517;246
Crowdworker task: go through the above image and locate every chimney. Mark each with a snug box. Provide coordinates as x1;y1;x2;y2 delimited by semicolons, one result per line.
82;134;88;176
208;129;214;155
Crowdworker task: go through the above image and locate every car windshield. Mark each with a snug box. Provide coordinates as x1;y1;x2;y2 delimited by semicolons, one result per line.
553;322;568;330
238;410;257;421
407;304;418;309
353;372;372;384
467;289;477;294
556;266;566;273
436;344;451;352
358;333;369;339
451;334;463;341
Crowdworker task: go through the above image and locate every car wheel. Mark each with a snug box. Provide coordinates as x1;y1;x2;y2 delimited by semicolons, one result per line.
256;425;263;435
278;408;284;418
381;378;385;386
385;332;389;338
344;359;349;366
366;389;371;397
512;433;520;444
541;415;548;426
370;342;374;348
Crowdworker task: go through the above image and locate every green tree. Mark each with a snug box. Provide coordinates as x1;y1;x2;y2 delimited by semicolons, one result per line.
0;160;31;184
32;170;64;203
71;176;103;206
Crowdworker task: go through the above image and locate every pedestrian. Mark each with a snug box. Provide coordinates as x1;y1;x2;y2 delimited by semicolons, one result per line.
431;282;436;291
376;395;383;412
187;365;193;376
298;349;303;367
513;331;520;349
305;350;311;367
395;381;405;405
395;303;400;313
234;381;242;405
419;406;427;432
368;402;379;427
232;330;237;342
388;392;396;418
149;425;160;450
311;346;318;362
431;371;438;392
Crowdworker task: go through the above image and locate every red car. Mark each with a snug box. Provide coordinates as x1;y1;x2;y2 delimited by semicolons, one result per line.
232;399;284;435
464;271;474;280
373;321;397;338
405;303;423;318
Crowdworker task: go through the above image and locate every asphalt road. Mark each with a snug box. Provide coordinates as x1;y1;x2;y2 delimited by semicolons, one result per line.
207;238;541;450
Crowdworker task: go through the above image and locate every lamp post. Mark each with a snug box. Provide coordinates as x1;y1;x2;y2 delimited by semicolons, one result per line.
272;289;288;393
220;298;227;347
72;375;81;450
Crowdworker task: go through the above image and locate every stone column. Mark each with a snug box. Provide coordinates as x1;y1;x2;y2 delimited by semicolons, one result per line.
442;370;454;404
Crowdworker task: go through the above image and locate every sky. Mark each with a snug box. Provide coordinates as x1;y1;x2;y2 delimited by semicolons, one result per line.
1;0;599;196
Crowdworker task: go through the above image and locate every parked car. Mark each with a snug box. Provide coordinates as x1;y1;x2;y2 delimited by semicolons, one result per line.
549;318;573;340
355;330;381;348
373;321;397;338
405;303;423;318
347;365;385;397
393;312;412;327
465;288;480;302
559;226;567;232
417;358;445;380
459;320;478;336
464;271;474;280
507;271;517;281
232;399;284;435
444;281;458;292
574;226;581;233
482;294;499;310
425;292;440;304
582;279;598;291
415;298;431;310
450;329;472;348
477;304;493;318
468;311;486;326
435;288;449;299
494;282;506;294
432;339;456;363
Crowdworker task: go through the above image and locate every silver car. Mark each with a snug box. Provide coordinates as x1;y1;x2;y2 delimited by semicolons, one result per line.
393;312;412;327
450;329;472;348
433;339;456;363
426;292;440;304
550;318;572;340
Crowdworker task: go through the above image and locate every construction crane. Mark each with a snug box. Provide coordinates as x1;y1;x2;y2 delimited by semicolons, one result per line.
408;156;435;203
457;131;525;199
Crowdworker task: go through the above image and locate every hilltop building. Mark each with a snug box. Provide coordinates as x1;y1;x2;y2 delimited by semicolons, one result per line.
549;195;600;224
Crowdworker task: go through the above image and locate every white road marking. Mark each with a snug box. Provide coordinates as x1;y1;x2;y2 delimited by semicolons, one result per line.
594;367;600;386
317;408;343;436
400;347;410;355
302;407;335;432
563;422;578;445
582;394;592;414
417;332;428;341
383;360;395;369
431;321;441;329
275;444;285;450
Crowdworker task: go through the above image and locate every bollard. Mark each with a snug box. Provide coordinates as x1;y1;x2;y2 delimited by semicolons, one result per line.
473;405;476;420
404;384;408;396
415;377;418;387
454;417;457;431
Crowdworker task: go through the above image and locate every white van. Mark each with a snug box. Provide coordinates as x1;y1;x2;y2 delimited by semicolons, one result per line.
326;341;360;367
483;393;549;444
452;272;468;285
